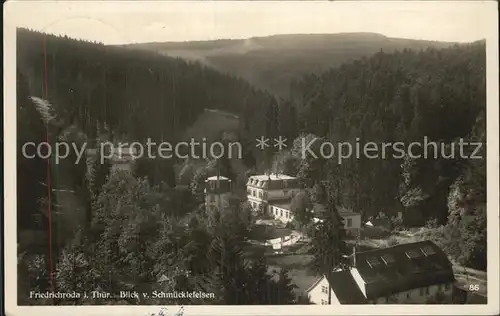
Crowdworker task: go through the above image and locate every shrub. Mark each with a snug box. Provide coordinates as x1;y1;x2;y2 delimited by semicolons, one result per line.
387;237;399;247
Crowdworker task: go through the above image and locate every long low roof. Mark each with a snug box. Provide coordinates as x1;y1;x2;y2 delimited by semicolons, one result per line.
206;176;230;181
250;174;296;180
269;199;292;210
354;240;455;299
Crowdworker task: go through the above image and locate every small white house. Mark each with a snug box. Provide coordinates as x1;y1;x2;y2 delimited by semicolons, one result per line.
312;204;362;231
268;200;294;224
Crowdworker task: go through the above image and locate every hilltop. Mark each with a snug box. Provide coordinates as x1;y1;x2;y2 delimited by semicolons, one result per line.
123;32;456;96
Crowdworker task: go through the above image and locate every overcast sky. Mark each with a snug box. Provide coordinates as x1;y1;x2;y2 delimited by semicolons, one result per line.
5;1;494;45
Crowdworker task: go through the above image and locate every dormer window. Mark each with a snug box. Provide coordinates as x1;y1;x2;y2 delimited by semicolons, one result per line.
421;246;436;256
381;254;395;265
405;249;423;259
366;257;381;268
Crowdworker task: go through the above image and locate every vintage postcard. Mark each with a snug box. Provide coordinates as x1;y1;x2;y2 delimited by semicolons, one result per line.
3;1;499;315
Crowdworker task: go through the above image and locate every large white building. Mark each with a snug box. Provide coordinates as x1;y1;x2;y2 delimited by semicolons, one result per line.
246;174;301;212
246;174;361;230
306;241;456;304
246;174;303;224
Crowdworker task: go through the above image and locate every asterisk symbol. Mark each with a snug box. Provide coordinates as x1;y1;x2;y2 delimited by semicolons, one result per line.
256;136;270;150
274;136;288;150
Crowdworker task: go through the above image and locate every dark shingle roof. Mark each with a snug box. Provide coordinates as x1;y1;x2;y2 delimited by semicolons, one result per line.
354;240;455;299
328;271;368;304
269;199;292;210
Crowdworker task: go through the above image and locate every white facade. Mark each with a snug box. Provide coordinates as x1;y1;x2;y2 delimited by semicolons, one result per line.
307;276;340;305
312;211;362;230
246;174;300;212
339;211;362;230
269;204;294;224
369;283;454;304
205;176;231;213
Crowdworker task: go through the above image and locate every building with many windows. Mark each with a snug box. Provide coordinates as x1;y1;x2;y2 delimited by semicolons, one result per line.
246;173;301;213
306;240;456;304
246;174;362;228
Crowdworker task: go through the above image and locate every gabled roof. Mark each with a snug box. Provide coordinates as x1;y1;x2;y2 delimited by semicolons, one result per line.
305;276;325;293
206;175;230;181
354;240;455;299
306;272;367;304
328;270;368;304
246;174;299;189
312;203;360;218
269;199;292;210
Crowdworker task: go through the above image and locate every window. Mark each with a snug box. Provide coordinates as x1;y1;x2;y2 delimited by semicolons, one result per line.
321;286;328;294
419;288;425;296
425;287;430;295
280;210;283;216
259;191;263;198
285;211;289;218
406;292;411;299
346;218;353;227
321;299;327;305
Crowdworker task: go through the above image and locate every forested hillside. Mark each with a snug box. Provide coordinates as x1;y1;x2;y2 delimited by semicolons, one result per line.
268;42;487;270
17;28;275;143
17;28;276;229
127;33;455;96
17;28;296;305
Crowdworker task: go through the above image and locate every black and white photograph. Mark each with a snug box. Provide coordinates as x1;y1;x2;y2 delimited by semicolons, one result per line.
3;1;499;315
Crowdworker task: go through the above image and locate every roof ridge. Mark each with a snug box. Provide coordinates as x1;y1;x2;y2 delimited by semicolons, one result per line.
356;240;436;255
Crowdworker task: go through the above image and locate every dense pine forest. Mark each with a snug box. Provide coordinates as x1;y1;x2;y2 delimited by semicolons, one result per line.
17;28;486;305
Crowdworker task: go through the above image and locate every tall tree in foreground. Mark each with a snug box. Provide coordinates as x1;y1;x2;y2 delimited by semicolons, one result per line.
308;183;348;304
